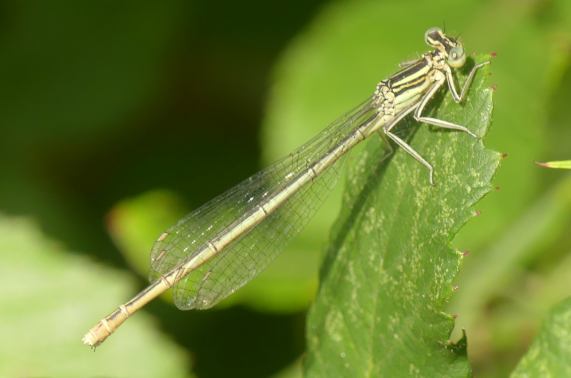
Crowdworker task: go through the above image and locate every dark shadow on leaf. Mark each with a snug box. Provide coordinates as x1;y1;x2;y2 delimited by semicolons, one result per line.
317;121;418;284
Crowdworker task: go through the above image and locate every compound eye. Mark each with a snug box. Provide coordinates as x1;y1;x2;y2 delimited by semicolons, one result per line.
424;27;442;45
448;46;466;67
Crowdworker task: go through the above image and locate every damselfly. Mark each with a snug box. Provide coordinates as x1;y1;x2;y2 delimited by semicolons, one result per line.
83;27;489;347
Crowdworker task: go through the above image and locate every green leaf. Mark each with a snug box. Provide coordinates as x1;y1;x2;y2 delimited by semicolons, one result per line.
0;214;191;377
263;0;490;319
304;60;499;376
511;298;571;377
262;0;566;322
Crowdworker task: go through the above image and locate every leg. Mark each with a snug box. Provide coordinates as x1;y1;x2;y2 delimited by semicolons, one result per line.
381;105;436;185
370;104;415;147
377;130;394;156
383;128;435;185
446;61;490;103
414;78;478;138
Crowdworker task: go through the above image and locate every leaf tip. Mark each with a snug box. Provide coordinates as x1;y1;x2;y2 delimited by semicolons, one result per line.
536;160;571;169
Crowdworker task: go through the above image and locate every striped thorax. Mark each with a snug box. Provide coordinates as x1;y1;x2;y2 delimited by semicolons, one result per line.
373;27;468;120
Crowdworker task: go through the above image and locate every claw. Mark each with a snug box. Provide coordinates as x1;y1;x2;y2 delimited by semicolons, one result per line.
429;170;435;186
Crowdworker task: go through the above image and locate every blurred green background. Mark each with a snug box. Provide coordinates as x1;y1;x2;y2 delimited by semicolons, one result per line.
1;1;570;377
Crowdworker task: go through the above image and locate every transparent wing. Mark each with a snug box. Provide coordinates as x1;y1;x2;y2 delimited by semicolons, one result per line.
149;98;377;310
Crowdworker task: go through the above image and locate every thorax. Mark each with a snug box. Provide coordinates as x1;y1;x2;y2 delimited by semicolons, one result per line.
372;50;445;117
